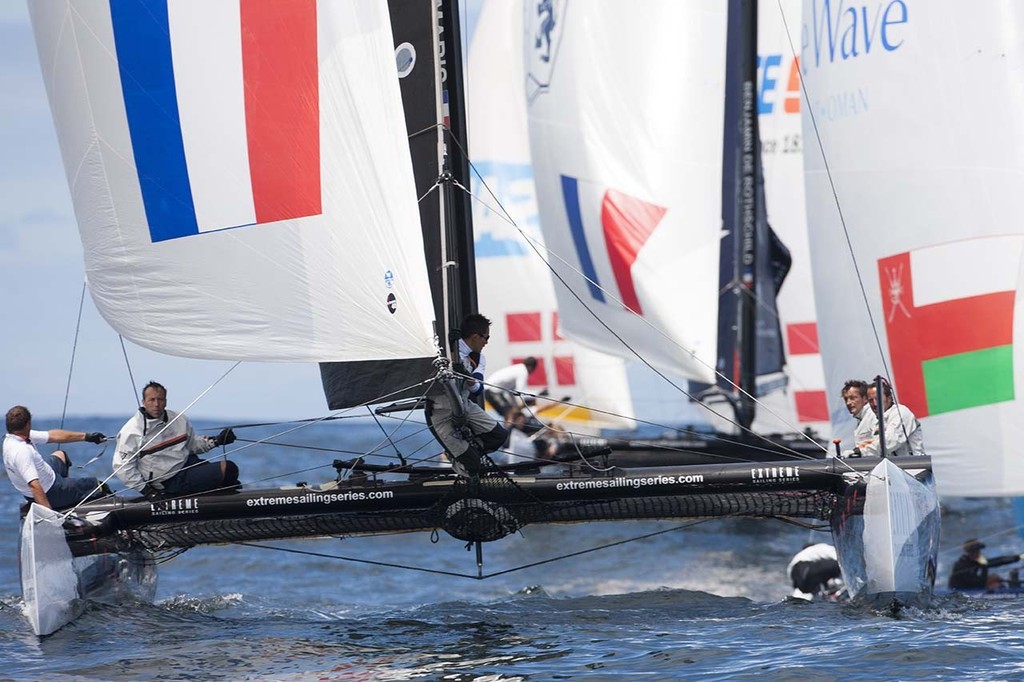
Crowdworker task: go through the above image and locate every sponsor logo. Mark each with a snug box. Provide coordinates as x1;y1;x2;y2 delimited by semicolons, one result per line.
395;42;416;79
386;293;398;314
555;473;704;491
151;497;200;516
245;490;395;507
802;0;908;72
526;0;568;102
750;466;801;483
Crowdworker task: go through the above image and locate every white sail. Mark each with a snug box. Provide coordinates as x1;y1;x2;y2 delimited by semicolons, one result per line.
801;0;1024;495
753;0;831;436
469;0;634;427
526;0;725;383
29;0;436;364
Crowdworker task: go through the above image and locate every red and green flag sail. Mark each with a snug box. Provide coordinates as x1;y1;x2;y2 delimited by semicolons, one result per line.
879;236;1023;417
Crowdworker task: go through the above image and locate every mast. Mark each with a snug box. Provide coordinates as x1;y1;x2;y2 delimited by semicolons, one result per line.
437;0;478;354
735;0;759;431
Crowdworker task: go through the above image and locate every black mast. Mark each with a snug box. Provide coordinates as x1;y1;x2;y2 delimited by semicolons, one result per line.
735;0;759;432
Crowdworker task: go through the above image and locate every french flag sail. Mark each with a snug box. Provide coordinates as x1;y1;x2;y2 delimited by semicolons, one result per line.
527;1;725;384
110;0;321;242
29;0;437;367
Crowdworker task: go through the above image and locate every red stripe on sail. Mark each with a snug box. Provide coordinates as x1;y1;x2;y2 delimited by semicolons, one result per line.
794;391;829;423
554;356;575;385
601;190;666;315
786;322;819;355
514;356;548;386
507;312;542;342
241;0;321;224
879;251;1015;417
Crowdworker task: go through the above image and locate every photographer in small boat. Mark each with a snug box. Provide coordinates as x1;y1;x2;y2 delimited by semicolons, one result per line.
113;381;239;499
859;378;925;457
3;405;107;509
426;314;508;476
948;539;1024;590
840;379;877;457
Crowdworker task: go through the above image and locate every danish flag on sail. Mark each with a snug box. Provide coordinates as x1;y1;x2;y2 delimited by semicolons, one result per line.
110;0;321;242
879;236;1024;417
559;175;666;315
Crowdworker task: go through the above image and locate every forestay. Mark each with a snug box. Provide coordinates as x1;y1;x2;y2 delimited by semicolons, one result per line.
29;0;435;365
801;0;1024;495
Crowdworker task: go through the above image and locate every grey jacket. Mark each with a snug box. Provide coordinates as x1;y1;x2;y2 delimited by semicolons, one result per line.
113;409;214;491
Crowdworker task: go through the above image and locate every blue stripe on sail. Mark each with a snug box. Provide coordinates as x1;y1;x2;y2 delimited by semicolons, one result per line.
560;175;604;302
110;0;197;242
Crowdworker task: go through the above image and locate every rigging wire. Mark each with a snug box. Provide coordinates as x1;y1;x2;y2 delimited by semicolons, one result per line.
447;142;824;459
233;519;714;580
59;280;88;429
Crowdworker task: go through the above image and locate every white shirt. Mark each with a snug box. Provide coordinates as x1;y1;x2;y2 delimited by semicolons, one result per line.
488;363;530;393
3;430;55;496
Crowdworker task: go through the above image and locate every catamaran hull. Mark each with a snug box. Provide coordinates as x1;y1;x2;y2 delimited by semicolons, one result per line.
20;504;156;636
831;459;939;603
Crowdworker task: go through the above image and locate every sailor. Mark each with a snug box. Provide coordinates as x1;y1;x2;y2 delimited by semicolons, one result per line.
948;539;1024;590
2;405;107;509
861;379;925;457
840;379;876;457
485;356;540;419
426;313;509;476
787;543;843;600
113;381;240;499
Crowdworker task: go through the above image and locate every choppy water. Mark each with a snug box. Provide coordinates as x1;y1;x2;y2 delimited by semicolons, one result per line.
2;417;1023;680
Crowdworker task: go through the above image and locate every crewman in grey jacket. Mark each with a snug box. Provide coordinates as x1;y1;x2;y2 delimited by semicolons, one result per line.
113;381;239;499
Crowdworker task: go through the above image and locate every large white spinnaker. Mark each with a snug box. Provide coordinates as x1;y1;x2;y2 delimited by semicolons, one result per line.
526;0;725;383
29;1;435;366
801;0;1024;495
469;0;634;428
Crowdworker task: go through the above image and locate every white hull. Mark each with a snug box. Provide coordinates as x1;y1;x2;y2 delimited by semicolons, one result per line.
19;504;156;636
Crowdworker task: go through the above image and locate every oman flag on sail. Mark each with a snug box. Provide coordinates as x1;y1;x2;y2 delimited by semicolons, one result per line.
879;236;1024;417
560;175;666;315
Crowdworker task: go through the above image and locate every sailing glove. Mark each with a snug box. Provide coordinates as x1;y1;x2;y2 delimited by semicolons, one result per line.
84;432;105;444
213;428;236;447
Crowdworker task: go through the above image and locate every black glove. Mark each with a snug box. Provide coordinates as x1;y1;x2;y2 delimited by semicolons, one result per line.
213;428;236;447
141;484;163;501
539;388;550;397
84;432;106;444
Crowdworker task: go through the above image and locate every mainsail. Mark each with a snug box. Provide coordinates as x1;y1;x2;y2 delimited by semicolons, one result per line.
801;0;1024;495
30;1;436;380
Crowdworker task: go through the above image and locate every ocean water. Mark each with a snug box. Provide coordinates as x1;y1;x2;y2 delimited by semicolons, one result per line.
2;416;1023;680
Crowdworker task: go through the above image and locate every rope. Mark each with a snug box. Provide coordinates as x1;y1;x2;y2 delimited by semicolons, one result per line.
59;281;88;429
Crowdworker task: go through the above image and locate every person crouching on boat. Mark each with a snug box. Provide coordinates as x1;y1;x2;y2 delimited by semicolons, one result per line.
3;405;107;510
426;314;508;477
112;381;239;499
862;378;925;457
948;539;1024;590
787;543;843;600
